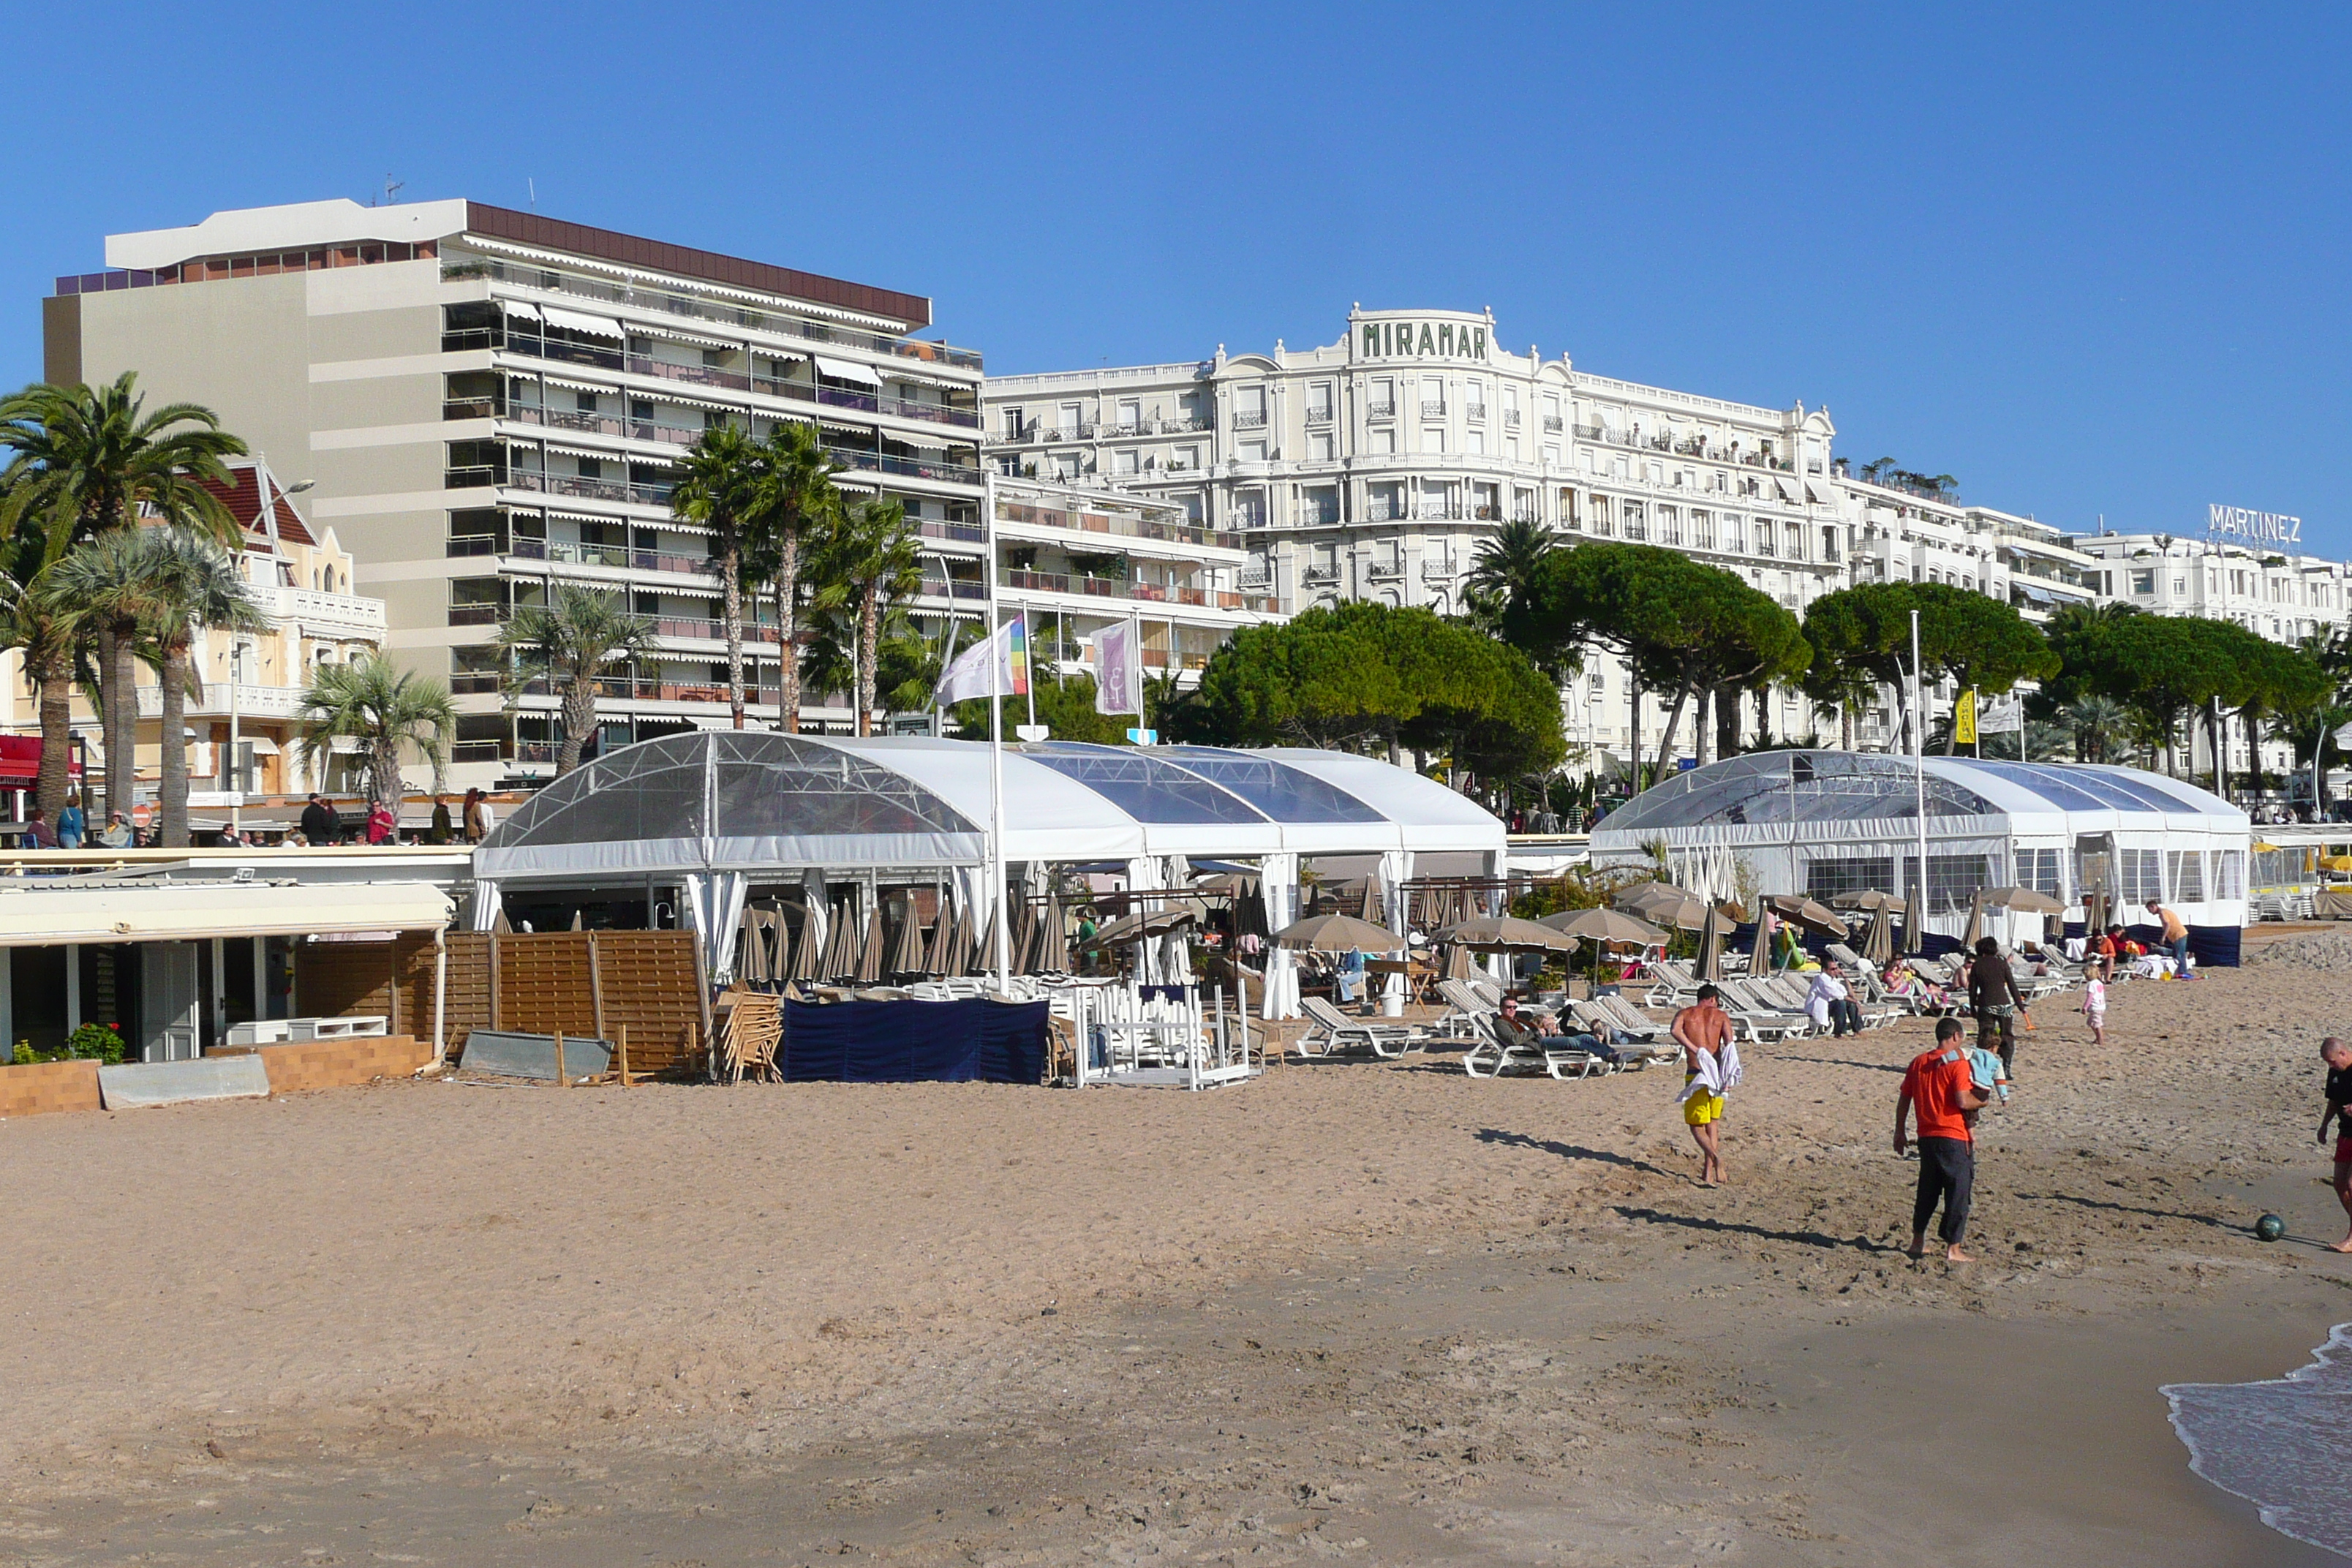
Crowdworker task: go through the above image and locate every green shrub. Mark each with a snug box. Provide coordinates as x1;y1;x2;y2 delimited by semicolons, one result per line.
10;1040;30;1066
65;1022;125;1064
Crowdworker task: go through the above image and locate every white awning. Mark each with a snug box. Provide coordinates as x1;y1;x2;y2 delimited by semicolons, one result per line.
634;323;739;353
543;306;625;340
535;372;613;396
500;300;542;322
814;355;882;386
0;880;452;946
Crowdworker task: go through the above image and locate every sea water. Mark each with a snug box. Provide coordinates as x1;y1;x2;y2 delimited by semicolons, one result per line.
2164;1322;2352;1558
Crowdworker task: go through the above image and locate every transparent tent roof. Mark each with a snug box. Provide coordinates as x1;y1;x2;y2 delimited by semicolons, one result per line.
1595;750;2245;837
476;732;1505;885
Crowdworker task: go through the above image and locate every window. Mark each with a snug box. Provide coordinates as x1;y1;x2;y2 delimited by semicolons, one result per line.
2130;570;2155;595
2168;849;2205;903
1420;375;1445;416
1754;518;1774;556
1507;438;1521;462
1000;405;1025;437
1658;507;1681;546
1235;386;1266;428
1464;430;1484;455
2214;848;2244;900
1423;428;1446;453
1309;432;1334;461
1927;854;1994;915
1115;449;1139;475
1621;502;1646;541
1058;402;1081;435
2118;847;2163;905
1691;510;1714;549
1591;496;1614;537
2019;847;2064;898
1722;515;1746;551
1237;440;1267;463
1372;426;1395;455
1370;378;1395;417
1117;398;1141;431
1560;489;1581;531
1466;380;1487;418
1806;856;1899;904
1308;382;1333;421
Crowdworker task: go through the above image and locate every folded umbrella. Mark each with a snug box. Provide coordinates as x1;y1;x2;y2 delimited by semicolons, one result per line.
1862;901;1895;965
886;897;924;976
1695;905;1725;983
856;905;886;985
1039;892;1069;973
1960;889;1986;953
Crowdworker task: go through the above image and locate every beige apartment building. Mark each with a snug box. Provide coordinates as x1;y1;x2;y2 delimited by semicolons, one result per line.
45;197;985;787
0;457;386;804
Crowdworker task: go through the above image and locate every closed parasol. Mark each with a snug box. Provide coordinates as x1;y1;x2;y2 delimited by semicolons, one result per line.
886;898;924;977
856;906;886;984
1862;901;1896;965
1695;904;1725;983
1959;889;1986;953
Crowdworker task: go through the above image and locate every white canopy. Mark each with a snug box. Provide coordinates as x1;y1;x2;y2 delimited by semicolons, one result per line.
474;732;1505;885
0;879;452;946
541;305;624;340
813;355;881;386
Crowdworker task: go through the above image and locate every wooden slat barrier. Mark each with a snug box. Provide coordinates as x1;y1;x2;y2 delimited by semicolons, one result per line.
293;932;705;1077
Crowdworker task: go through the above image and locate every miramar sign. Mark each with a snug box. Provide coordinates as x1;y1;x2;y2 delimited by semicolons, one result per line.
2207;502;2302;546
1354;318;1490;361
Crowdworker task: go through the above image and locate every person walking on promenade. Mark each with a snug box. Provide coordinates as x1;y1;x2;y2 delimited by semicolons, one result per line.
298;793;341;846
1673;983;1738;1187
1967;935;2027;1077
55;795;83;848
1898;1017;1991;1262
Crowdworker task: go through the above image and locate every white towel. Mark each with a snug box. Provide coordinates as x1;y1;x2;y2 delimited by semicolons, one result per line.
1679;1041;1743;1101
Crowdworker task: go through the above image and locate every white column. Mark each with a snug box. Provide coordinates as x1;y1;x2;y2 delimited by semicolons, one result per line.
1259;852;1300;1020
66;946;82;1033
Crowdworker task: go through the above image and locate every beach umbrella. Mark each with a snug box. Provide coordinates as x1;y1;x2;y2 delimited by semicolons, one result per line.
1862;902;1895;966
972;902;1003;977
1899;882;1923;957
1090;907;1199;948
1959;889;1986;953
1010;897;1039;974
739;904;773;984
856;906;886;984
1980;886;2065;913
1273;911;1404;951
1613;885;1714;932
788;905;821;983
1749;910;1774;974
1695;905;1725;983
921;896;952;975
1763;894;1846;937
828;901;859;979
1039;892;1069;972
886;898;924;977
1438;914;1579;953
1541;907;1666;947
941;900;973;977
1829;889;1907;916
1441;941;1475;982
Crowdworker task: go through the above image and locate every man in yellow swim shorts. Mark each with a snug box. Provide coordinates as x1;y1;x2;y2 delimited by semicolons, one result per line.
1672;983;1735;1186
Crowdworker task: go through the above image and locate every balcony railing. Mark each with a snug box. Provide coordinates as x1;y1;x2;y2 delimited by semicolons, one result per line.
1232;411;1267;429
1542;415;1564;433
448;603;503;626
1237;566;1273;589
445;255;984;369
1305;406;1334;425
1503;410;1520;429
654;616;783;644
919;575;989;600
505;469;677;508
1420;401;1447;418
995;499;1239;551
825;445;982;488
1573;423;1605;440
1422;560;1455;581
1301;565;1340;586
1368;401;1396;418
750;375;980;428
1000;568;1273;614
510;536;717;576
1365;561;1404;581
274;586;386;636
1464;404;1487;422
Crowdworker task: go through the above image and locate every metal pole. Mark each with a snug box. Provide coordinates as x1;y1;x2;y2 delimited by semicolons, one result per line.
227;638;245;835
1913;610;1928;924
984;471;1011;992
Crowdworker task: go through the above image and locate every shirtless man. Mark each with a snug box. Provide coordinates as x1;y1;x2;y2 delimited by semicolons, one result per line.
1673;983;1735;1186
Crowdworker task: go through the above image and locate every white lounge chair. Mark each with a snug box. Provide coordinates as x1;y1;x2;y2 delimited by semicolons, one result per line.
1431;979;1497;1041
1460;1014;1607;1080
1714;979;1817;1041
1297;995;1420;1060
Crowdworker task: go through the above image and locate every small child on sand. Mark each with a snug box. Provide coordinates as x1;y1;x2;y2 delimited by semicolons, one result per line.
2081;969;2108;1047
1966;1046;2011;1108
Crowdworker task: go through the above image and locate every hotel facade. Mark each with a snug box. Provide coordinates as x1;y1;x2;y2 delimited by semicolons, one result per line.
984;306;1849;763
43;198;992;788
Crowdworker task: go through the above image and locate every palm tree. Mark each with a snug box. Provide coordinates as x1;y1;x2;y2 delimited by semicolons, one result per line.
747;420;840;734
1463;518;1556;644
56;528;271;845
0;374;246;822
2059;694;2133;764
809;496;921;735
670;425;765;731
494;583;660;775
296;656;455;810
0;491;89;818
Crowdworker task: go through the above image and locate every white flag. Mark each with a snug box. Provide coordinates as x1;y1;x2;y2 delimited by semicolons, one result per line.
935;615;1030;706
1093;618;1144;716
1980;696;2024;734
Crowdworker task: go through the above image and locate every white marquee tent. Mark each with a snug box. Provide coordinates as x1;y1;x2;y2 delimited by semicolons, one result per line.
473;732;1507;1012
1590;751;2250;943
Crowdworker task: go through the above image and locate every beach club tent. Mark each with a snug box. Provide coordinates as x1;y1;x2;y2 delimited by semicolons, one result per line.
472;732;1507;1011
1588;752;2250;958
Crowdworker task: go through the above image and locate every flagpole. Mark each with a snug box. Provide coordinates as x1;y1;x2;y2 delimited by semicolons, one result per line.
1912;609;1927;931
984;470;1011;992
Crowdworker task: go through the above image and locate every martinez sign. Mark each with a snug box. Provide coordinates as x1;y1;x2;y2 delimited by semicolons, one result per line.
1356;318;1489;361
2208;502;2301;546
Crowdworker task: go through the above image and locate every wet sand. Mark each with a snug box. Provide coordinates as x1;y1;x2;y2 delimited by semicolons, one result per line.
4;928;2350;1564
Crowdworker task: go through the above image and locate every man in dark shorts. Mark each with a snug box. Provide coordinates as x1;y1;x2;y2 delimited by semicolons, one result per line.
1897;1017;1991;1262
2320;1037;2352;1254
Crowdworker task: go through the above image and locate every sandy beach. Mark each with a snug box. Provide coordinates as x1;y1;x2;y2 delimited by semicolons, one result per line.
6;930;2351;1565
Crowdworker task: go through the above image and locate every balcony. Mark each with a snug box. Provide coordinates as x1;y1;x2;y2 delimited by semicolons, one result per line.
1421;559;1455;581
1233;411;1267;430
510;536;717;576
1543;415;1564;434
506;469;677;508
1465;404;1487;423
1573;423;1604;440
1368;401;1396;419
445;255;984;369
1301;565;1340;587
654;616;783;644
1237;565;1273;590
1305;406;1334;425
1365;560;1404;581
919;576;989;600
1001;568;1273;614
826;445;983;488
995;499;1239;551
448;603;503;626
135;682;306;720
274;586;386;638
1503;410;1520;429
1420;401;1447;418
1291;508;1342;527
750;376;981;429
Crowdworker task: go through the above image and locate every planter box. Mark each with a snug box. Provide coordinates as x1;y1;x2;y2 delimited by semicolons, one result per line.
0;1058;103;1117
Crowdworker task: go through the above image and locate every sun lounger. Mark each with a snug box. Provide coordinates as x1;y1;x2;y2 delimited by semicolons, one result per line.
1460;1014;1607;1080
1297;995;1420;1060
1431;979;1497;1041
1714;979;1818;1041
1564;1000;1678;1068
1582;991;1671;1045
1640;959;1704;1010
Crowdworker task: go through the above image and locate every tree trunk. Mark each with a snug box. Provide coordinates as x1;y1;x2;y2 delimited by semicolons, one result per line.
1695;687;1714;769
1839;698;1853;752
719;535;746;731
556;675;595;776
1652;679;1692;780
1716;681;1742;761
777;527;802;734
1942;684;1959;755
1753;687;1771;747
159;646;191;848
373;740;404;814
1627;672;1643;794
97;622;127;822
2244;709;2263;801
35;664;73;822
857;585;881;738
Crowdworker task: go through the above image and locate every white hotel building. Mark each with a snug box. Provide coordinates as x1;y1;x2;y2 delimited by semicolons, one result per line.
45;198;991;785
984;307;1848;762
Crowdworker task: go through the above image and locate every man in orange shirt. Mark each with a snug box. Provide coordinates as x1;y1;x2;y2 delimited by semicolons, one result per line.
1896;1017;1991;1261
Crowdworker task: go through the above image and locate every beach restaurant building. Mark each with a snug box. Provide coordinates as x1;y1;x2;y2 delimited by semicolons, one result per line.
1588;752;2253;957
471;731;1508;1017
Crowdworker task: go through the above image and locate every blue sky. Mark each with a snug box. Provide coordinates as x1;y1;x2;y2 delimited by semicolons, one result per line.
5;4;2345;549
